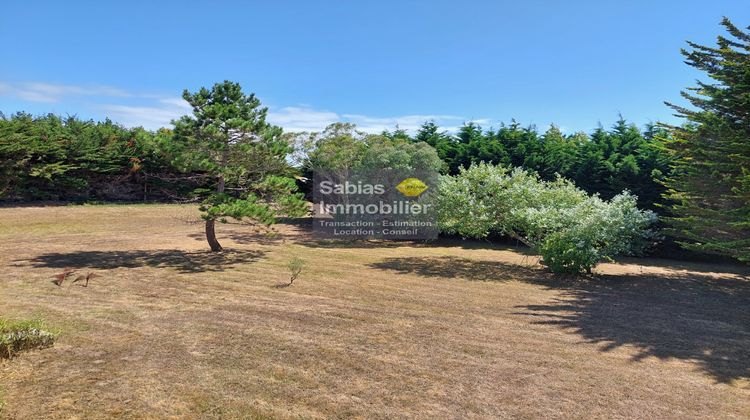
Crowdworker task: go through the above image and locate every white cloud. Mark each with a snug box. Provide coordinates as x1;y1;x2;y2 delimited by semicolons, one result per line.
0;81;131;103
267;106;339;132
0;80;485;133
157;97;192;110
268;106;471;134
339;113;465;133
97;101;189;130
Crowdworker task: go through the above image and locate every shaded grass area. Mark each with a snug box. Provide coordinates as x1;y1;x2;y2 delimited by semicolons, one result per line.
517;273;750;384
369;255;550;283
370;256;750;384
26;249;267;274
0;204;749;418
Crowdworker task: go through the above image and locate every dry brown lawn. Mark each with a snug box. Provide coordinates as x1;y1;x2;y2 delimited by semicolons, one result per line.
0;204;749;419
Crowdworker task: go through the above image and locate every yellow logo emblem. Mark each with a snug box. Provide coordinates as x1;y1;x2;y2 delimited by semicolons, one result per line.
396;178;429;197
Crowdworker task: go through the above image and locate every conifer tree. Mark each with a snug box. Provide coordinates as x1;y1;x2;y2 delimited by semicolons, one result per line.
663;18;750;262
172;81;307;252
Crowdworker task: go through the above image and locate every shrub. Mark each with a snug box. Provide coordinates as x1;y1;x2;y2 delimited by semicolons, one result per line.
437;163;657;274
0;317;56;359
287;256;306;285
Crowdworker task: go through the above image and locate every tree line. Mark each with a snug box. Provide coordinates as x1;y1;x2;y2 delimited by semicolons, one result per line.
385;118;671;211
0;113;196;201
0;112;671;211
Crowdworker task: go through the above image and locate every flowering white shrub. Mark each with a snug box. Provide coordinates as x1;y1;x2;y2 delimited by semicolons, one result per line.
437;163;658;274
0;318;56;359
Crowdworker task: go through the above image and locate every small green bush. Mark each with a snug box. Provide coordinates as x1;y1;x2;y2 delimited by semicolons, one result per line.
287;256;306;285
0;317;56;359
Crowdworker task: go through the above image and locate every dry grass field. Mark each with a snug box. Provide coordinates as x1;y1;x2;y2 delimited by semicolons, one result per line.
0;204;749;419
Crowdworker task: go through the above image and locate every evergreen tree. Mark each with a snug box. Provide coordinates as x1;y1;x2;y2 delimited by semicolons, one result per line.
461;122;509;170
662;18;750;262
172;81;307;252
414;121;462;173
409;117;672;210
0;113;177;200
573;126;611;197
539;125;582;180
493;120;538;169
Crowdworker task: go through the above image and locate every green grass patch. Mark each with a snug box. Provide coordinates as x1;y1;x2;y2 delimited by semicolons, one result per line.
0;317;56;359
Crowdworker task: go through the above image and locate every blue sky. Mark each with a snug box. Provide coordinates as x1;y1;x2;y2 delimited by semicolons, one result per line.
1;1;748;133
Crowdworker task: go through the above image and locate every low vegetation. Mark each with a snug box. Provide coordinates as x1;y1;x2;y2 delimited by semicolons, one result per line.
0;317;55;359
286;255;305;285
437;163;657;274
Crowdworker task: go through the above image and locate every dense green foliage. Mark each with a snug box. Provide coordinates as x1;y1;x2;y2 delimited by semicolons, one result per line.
170;81;307;251
304;122;444;175
0;110;672;266
0;112;671;214
402;118;672;210
437;163;658;274
0;113;192;200
662;18;750;262
0;112;669;213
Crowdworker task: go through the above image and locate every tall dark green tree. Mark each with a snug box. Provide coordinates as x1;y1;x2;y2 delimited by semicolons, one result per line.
172;81;307;252
539;125;583;180
571;118;670;209
466;123;510;169
414;121;461;173
409;117;671;210
493;121;541;170
662;18;750;262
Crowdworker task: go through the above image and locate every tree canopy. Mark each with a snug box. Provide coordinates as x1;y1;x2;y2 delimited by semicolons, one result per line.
407;118;671;210
170;80;307;251
662;17;750;262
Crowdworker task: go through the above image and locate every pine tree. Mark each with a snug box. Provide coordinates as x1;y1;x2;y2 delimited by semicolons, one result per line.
663;18;750;262
172;81;307;252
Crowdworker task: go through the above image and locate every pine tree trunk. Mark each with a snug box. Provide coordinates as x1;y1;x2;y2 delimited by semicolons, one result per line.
205;219;222;252
205;148;229;252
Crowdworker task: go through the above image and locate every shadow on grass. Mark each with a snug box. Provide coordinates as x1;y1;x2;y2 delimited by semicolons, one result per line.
219;217;538;254
368;256;550;283
298;233;537;252
612;255;750;277
25;249;266;273
369;255;750;384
